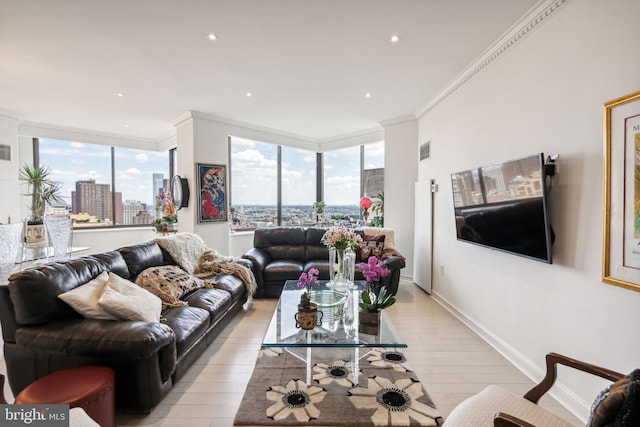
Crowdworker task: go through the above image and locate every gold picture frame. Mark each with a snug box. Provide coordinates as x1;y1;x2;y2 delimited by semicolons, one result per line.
603;89;640;291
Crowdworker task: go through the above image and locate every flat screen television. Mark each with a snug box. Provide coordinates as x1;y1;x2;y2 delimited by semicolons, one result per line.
450;153;554;263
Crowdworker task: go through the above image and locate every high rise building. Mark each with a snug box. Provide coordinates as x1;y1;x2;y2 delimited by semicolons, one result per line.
71;180;122;225
152;173;165;215
123;200;147;225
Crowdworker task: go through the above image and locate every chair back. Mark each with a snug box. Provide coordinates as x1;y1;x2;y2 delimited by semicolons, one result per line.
44;215;73;260
0;223;23;284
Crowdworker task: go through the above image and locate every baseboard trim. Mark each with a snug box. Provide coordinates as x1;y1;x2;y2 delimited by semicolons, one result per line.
430;290;591;424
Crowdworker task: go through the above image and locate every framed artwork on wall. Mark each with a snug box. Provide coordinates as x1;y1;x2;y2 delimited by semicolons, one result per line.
603;89;640;291
196;163;228;223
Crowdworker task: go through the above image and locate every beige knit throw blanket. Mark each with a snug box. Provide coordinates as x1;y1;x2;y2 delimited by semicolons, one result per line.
152;233;257;296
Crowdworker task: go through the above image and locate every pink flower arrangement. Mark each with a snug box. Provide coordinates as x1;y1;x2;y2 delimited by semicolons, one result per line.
360;196;372;210
321;226;362;251
359;256;390;284
297;268;319;296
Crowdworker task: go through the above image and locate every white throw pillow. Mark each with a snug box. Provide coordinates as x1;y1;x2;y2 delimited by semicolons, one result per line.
98;272;162;322
57;271;119;320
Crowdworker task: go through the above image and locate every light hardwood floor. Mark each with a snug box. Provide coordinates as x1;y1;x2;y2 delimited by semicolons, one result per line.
1;281;583;426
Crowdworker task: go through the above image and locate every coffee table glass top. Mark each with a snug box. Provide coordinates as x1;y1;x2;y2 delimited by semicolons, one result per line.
262;280;407;348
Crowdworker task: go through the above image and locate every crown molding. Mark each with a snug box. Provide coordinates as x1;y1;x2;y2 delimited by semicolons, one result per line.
18;121;158;150
319;127;384;151
0;108;23;122
416;0;571;118
173;110;318;145
379;115;417;128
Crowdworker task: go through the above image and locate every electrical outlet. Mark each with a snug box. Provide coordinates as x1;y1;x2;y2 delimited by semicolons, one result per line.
549;154;559;174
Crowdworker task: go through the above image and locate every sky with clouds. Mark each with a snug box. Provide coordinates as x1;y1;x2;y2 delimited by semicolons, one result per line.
37;136;383;209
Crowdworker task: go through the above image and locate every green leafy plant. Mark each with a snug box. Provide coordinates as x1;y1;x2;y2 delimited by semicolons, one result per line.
370;191;384;227
359;286;396;312
19;164;62;223
313;201;326;213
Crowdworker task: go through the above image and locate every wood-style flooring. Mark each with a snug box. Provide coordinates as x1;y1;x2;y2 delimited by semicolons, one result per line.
1;280;582;426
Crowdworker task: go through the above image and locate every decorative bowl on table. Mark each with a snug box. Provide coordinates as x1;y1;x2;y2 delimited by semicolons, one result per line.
309;290;348;323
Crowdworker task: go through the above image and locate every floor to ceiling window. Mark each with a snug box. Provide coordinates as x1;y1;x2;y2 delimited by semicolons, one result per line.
363;140;385;198
228;137;278;229
281;146;316;225
229;136;384;230
323;145;361;220
36;138;171;228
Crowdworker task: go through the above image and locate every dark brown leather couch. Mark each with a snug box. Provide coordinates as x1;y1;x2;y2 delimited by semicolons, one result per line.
0;241;250;412
242;227;405;298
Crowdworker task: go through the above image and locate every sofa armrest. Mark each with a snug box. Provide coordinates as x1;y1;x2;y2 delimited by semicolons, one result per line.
242;248;270;294
382;254;406;270
523;352;624;404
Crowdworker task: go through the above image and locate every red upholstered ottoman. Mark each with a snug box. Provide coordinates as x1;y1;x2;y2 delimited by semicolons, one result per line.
14;365;115;427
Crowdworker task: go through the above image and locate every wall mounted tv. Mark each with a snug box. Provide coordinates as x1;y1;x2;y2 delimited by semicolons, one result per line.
450;153;554;263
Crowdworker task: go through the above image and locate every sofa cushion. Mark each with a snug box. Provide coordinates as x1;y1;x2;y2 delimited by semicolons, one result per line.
135;265;214;310
9;256;120;325
264;260;304;282
303;261;331;278
444;385;573;427
184;288;232;323
305;228;329;260
161;306;210;357
88;251;132;279
98;273;162;322
360;227;397;251
58;271;119;320
213;274;247;301
356;234;385;262
118;242;165;280
254;227;306;261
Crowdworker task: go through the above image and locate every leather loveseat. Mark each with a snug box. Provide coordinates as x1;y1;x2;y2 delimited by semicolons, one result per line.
242;226;405;298
0;239;251;412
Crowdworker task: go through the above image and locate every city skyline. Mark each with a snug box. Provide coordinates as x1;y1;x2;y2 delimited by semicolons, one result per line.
37;137;384;227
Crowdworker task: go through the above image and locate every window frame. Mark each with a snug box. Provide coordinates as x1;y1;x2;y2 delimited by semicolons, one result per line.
33;138;176;229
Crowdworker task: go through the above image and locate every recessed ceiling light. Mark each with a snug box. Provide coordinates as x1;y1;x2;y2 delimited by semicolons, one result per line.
365;93;372;98
390;34;400;43
246;92;252;97
117;93;125;97
208;33;217;41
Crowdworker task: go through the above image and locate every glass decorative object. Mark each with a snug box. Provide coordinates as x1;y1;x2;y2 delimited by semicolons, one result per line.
0;223;23;284
44;216;73;260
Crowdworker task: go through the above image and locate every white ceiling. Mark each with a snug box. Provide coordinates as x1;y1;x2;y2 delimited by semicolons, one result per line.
0;0;539;144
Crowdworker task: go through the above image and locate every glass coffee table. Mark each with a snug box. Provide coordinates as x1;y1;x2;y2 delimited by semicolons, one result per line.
262;280;407;385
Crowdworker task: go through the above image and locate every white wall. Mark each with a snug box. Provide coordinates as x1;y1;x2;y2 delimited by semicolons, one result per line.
419;0;640;421
382;117;419;277
0;111;22;225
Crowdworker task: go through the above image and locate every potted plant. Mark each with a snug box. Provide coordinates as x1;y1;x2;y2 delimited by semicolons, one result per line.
313;201;326;223
358;256;394;335
370;192;384;227
294;268;322;330
153;192;178;232
19;164;62;247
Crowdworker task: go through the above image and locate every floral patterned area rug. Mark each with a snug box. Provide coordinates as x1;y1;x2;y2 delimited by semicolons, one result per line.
233;347;443;426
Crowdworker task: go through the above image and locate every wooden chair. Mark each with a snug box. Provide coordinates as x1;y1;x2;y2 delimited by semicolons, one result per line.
444;352;628;427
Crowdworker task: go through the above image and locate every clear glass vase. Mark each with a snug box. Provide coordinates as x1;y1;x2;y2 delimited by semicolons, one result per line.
330;248;355;291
